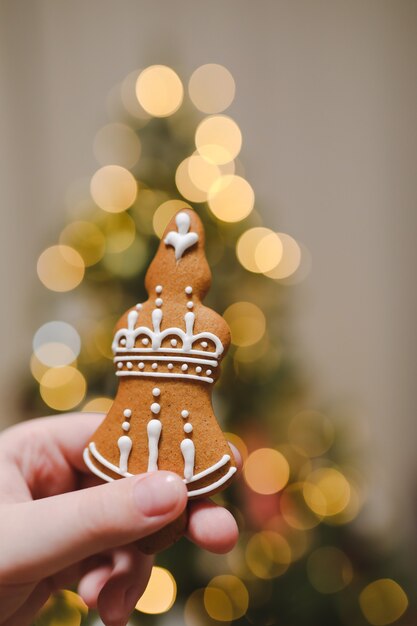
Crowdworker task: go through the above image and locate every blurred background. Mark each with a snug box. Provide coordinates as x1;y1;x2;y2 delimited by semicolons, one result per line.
1;1;417;625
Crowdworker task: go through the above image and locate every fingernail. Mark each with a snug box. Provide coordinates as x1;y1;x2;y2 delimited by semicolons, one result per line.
134;472;185;517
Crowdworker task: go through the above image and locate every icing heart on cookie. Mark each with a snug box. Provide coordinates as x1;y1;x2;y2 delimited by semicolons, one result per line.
164;211;199;260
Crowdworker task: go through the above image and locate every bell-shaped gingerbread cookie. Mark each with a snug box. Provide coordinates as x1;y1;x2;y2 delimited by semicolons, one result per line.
84;209;237;504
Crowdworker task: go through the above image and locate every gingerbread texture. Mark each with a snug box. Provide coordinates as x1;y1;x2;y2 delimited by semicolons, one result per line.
84;209;236;526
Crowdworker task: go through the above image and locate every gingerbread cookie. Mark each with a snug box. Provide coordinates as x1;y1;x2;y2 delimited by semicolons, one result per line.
84;209;236;548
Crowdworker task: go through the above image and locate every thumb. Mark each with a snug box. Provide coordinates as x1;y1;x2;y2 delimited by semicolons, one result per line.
1;472;187;584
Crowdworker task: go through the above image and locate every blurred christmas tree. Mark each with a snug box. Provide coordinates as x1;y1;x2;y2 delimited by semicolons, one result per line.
30;64;414;626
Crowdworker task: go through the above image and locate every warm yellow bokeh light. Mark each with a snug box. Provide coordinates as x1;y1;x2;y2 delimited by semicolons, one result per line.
37;245;85;292
30;353;50;383
93;122;141;168
40;366;86;410
303;468;351;517
288;410;335;457
243;448;290;495
136;566;176;614
97;211;136;253
189;64;235;113
136;65;183;117
120;69;151;119
265;232;302;280
223;302;266;347
60;221;105;267
82;397;113;413
61;590;88;615
246;531;291;579
205;575;248;621
153;199;193;237
196;115;241;164
90;165;137;213
175;157;207;202
188;154;221;192
359;579;408;625
307;547;353;594
185;589;229;626
280;482;323;530
102;236;148;278
208;175;254;222
237;227;282;273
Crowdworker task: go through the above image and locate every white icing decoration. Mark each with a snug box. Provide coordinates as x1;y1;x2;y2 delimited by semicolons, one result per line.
122;421;130;432
181;438;195;481
152;387;160;397
139;362;145;369
151;402;161;414
152;363;158;370
123;409;132;418
171;339;177;347
181;410;189;418
142;338;149;346
164;212;199;260
83;448;116;483
120;338;126;346
118;435;132;473
155;298;163;307
181;364;188;371
184;423;193;433
196;366;202;373
155;285;163;294
113;309;223;357
168;363;174;370
187;301;194;309
117;371;214;383
117;362;123;369
147;419;162;471
201;341;208;348
185;286;193;295
88;442;133;478
135;303;142;310
206;369;212;376
187;467;237;497
188;454;231;483
115;355;217;367
127;362;133;369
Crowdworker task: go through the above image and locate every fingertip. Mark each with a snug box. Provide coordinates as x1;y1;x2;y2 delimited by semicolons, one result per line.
187;500;239;554
133;471;187;520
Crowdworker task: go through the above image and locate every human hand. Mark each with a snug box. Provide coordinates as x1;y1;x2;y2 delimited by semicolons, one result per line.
0;413;239;626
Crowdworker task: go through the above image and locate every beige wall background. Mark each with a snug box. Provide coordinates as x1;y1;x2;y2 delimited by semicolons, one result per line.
1;0;417;540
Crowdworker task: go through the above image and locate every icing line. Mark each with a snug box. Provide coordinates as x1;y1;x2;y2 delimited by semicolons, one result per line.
187;466;237;497
186;454;231;484
181;438;195;481
147;419;162;472
114;355;218;366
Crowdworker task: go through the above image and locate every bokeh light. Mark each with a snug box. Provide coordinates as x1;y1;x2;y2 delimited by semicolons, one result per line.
102;236;148;278
288;410;335;457
280;482;323;530
93;122;141;168
223;302;266;347
307;547;353;593
189;64;235;113
185;589;230;626
97;211;136;253
82;397;113;413
265;233;302;280
243;448;290;494
195;115;241;164
136;65;183;117
33;321;81;367
175;156;208;202
61;590;88;615
135;566;176;614
153;199;192;237
359;579;408;625
188;153;221;192
90;165;137;213
237;227;283;273
205;575;248;621
120;69;151;119
40;366;86;410
60;221;105;266
246;531;291;579
37;245;84;292
208;175;254;222
303;468;350;517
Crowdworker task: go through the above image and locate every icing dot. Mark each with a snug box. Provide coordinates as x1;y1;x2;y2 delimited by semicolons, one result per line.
142;338;149;346
155;285;163;294
151;402;161;414
171;339;178;347
152;387;160;397
155;298;163;307
122;421;131;432
117;362;123;369
152;363;158;370
184;423;193;433
201;341;208;348
187;301;194;309
196;366;202;373
181;410;189;418
181;364;188;371
127;362;133;369
120;338;126;346
135;303;142;310
206;369;212;376
123;409;132;418
167;363;174;370
185;286;193;295
138;362;145;369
